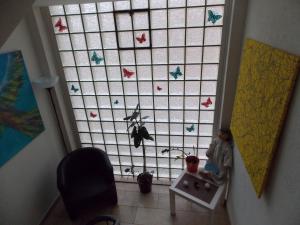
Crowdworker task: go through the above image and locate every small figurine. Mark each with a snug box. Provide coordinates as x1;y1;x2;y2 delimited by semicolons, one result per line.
204;182;211;191
200;129;233;185
183;180;189;188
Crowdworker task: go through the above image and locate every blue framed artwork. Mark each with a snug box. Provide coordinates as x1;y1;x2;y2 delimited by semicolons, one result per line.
0;51;44;167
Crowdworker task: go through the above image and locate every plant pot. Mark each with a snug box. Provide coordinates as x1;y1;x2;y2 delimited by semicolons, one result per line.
137;172;153;193
186;155;199;173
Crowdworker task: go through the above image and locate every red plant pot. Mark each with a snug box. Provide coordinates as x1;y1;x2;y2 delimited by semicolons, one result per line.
186;155;199;173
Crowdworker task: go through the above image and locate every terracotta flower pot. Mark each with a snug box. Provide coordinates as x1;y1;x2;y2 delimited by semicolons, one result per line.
186;155;199;173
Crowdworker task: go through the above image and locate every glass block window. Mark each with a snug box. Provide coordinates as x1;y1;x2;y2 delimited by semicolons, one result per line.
49;0;226;180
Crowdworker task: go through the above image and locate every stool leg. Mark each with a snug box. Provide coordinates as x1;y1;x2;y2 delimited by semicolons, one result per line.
209;210;214;225
169;189;176;216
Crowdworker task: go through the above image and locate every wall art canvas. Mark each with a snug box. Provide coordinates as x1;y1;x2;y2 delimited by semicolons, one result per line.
231;39;300;197
0;51;44;167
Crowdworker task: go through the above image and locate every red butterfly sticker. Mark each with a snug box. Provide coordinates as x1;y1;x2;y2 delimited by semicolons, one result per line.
55;18;67;32
136;33;146;44
201;97;212;108
157;85;162;91
90;112;97;118
123;68;135;78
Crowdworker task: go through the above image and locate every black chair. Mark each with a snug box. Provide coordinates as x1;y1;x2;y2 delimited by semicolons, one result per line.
57;147;118;219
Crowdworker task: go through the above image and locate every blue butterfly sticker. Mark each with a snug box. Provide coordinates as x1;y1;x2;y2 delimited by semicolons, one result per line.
91;51;104;64
170;66;183;80
208;10;222;24
71;84;79;93
186;124;195;132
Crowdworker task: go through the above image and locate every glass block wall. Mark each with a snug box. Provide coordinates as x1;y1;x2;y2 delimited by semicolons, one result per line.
49;0;226;180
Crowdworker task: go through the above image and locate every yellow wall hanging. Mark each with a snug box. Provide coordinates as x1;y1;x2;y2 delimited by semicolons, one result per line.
231;38;300;197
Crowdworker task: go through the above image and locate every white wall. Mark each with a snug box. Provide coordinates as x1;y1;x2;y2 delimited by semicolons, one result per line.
227;0;300;225
0;16;66;225
0;0;35;47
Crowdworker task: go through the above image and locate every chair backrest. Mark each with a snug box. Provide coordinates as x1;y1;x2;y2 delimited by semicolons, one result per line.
58;147;111;186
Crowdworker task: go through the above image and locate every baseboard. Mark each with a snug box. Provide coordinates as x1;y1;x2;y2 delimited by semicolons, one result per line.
115;175;171;186
38;194;60;225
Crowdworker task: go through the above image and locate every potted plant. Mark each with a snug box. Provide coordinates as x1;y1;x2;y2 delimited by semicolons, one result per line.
161;146;199;173
124;104;154;193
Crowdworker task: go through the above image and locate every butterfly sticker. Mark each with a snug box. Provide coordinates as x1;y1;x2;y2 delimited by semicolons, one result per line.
170;66;183;80
114;100;119;104
123;68;135;78
136;33;146;44
186;124;195;132
157;85;162;91
201;97;212;108
71;84;79;93
90;112;97;118
91;51;103;65
54;18;67;32
207;10;222;24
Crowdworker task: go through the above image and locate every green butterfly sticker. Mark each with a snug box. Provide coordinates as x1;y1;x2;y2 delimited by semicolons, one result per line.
169;66;183;80
208;10;222;24
71;84;79;93
186;124;195;132
91;51;104;64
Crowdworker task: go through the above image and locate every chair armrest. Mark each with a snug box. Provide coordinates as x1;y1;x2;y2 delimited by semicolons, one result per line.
101;153;116;183
57;162;69;193
101;151;114;173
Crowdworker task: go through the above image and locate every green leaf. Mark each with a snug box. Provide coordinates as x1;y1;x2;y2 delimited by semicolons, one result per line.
125;168;130;173
175;155;182;160
131;126;137;138
130;112;139;121
139;126;154;140
161;148;169;154
123;116;131;120
134;134;142;148
146;135;154;141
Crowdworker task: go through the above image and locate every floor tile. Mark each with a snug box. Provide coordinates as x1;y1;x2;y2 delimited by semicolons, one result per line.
118;190;158;208
134;207;172;225
134;207;210;225
79;204;137;224
211;212;231;225
110;205;138;224
116;182;169;194
42;199;80;225
157;192;193;212
151;184;169;194
40;184;231;225
190;202;211;213
116;182;140;192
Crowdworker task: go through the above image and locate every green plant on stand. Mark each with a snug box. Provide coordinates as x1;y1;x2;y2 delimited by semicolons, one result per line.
162;146;200;173
124;104;154;193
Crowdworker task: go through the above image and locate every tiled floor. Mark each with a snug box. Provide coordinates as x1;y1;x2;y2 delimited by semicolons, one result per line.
40;182;231;225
